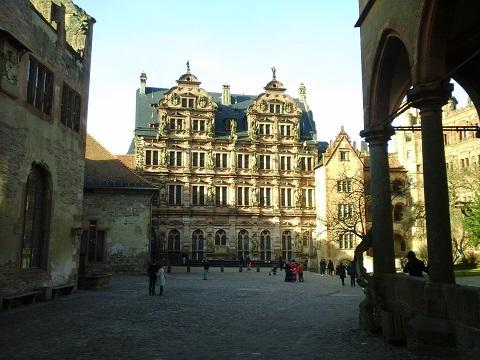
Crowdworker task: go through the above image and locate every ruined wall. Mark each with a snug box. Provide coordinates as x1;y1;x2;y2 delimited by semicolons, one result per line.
0;0;94;295
82;192;153;274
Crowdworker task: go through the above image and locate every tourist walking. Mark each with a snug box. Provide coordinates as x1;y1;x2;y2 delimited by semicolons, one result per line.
298;262;304;282
278;256;284;271
320;259;326;275
147;260;159;296
336;262;347;286
327;259;334;276
202;258;210;280
347;260;356;287
157;264;166;296
403;251;428;277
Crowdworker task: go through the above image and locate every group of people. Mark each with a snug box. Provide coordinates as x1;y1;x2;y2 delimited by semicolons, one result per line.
283;260;305;282
147;260;167;296
319;259;335;276
335;260;357;287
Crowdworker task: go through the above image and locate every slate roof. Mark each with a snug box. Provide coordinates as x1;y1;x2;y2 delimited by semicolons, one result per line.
85;134;156;190
131;83;319;153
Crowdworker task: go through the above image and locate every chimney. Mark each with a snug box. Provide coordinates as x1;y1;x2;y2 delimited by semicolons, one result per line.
222;84;231;105
140;72;147;95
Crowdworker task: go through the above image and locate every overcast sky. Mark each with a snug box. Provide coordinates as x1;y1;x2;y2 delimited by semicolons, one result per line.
75;0;468;155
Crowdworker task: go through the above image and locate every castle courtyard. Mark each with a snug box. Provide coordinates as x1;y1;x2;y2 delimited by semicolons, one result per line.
2;268;472;360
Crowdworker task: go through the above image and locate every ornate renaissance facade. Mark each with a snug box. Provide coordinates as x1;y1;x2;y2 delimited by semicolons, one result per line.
132;67;322;264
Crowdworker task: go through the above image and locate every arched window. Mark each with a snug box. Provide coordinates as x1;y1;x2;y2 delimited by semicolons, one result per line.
21;164;51;269
191;229;204;260
393;204;404;222
167;229;181;262
237;230;249;260
215;229;227;246
281;230;293;261
260;230;272;261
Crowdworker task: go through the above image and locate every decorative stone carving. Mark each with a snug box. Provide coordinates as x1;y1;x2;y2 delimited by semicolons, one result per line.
198;95;208;108
134;136;145;169
284;102;293;113
171;93;180;106
64;5;93;56
206;149;214;169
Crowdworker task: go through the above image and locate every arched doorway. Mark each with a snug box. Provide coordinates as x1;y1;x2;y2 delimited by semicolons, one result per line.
192;229;205;260
167;229;181;263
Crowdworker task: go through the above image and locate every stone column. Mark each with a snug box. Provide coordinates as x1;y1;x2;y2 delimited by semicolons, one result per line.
360;125;395;274
407;81;455;284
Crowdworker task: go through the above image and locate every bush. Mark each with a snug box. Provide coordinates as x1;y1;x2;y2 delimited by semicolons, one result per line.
461;252;480;267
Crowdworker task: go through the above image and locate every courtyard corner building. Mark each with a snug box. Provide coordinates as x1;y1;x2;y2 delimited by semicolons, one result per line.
0;0;94;296
131;67;327;264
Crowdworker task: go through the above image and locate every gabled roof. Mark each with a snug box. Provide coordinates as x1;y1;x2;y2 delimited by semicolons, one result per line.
320;127;364;167
85;134;156;191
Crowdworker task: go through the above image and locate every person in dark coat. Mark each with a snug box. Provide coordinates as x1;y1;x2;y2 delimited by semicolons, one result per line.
319;259;327;275
336;262;347;286
284;261;290;282
403;251;428;277
327;259;335;276
347;260;356;287
147;260;159;295
278;257;284;272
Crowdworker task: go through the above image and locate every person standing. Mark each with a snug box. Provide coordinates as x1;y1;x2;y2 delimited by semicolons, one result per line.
347;260;356;287
298;262;304;282
403;251;429;277
147;260;159;296
319;259;326;276
157;264;166;296
336;262;347;286
202;258;210;280
327;259;334;276
278;256;284;272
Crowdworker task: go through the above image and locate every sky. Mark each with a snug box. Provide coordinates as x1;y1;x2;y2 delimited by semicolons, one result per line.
75;0;469;155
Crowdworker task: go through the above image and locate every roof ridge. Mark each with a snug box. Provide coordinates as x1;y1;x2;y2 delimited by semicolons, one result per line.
86;133;156;188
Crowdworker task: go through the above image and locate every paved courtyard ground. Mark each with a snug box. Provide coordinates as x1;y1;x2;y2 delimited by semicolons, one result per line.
1;268;478;360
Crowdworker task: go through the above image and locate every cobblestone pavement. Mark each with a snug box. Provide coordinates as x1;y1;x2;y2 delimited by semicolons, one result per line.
2;268;477;360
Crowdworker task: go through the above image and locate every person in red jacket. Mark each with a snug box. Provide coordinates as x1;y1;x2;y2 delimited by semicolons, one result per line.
298;263;304;282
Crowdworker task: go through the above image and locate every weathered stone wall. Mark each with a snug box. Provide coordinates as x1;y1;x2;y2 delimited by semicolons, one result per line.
82;191;152;274
0;0;94;295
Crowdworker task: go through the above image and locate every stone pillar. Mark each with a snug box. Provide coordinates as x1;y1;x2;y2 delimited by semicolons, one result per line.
360;125;395;274
407;81;455;284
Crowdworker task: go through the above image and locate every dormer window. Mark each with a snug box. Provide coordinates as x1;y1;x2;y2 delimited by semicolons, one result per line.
269;103;282;114
181;97;195;108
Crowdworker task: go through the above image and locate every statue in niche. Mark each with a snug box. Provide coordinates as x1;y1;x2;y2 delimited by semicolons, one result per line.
252;187;259;206
207;185;215;205
293;122;299;140
198;96;208;108
207;120;215;137
259;100;268;112
284;102;292;113
230;119;238;142
293;233;302;251
171;93;180;106
161;148;168;166
159;183;167;202
295;188;302;207
249;119;258;140
294;154;301;173
251;152;258;171
207;150;214;169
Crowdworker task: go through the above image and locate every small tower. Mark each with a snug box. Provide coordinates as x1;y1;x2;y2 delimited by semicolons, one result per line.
298;83;307;102
222;84;231;105
140;72;147;95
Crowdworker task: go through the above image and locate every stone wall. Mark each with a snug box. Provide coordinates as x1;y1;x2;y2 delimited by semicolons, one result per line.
0;0;94;296
82;191;153;274
360;274;480;357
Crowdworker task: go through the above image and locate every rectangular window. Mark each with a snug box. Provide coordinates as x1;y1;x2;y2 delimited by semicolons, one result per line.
336;179;352;192
269;103;282;114
237;154;250;169
169;118;183;130
259;123;272;135
192;185;205;205
443;133;448;145
338;204;353;220
280;155;292;171
279;124;291;136
280;188;293;207
153;150;159;165
145;150;160;166
168;185;182;205
169;151;182;167
87;220;105;262
300;157;313;171
60;84;81;132
302;189;314;208
260;187;272;207
182;97;195;108
215;186;228;206
192;152;205;167
192;119;206;131
339;233;354;249
259;155;271;170
340;150;349;161
27;57;54;115
237;187;250;206
215;153;228;168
